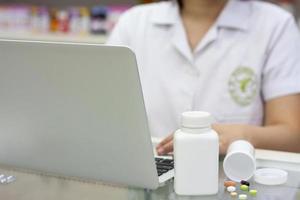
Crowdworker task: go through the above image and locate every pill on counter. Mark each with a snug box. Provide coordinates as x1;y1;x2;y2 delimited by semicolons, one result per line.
230;192;238;198
249;189;257;197
241;180;250;186
224;180;237;187
240;184;249;191
227;186;236;192
0;177;7;184
239;194;247;200
6;176;16;184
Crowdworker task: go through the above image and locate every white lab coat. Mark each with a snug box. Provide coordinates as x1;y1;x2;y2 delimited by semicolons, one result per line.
107;0;300;138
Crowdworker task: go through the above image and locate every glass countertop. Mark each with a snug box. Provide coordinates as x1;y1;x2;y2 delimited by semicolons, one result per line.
0;159;299;200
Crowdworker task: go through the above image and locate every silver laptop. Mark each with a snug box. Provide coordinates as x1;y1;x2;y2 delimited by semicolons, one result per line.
0;39;173;189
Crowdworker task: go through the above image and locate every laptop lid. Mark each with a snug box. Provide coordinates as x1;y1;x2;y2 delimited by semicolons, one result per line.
0;39;159;189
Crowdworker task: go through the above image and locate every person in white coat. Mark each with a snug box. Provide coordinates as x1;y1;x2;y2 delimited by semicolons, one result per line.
107;0;300;154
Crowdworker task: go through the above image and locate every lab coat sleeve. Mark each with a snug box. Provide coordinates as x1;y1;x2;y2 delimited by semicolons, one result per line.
106;9;133;46
262;16;300;101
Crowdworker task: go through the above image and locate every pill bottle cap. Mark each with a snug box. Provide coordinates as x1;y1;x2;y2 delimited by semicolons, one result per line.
223;140;256;182
254;168;288;185
181;111;214;128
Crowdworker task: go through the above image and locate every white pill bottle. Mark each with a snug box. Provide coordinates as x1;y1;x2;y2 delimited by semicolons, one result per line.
174;111;219;195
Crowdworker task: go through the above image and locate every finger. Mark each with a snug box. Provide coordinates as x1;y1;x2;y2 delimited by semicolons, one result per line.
163;141;174;155
219;142;226;155
157;140;174;155
219;137;227;155
157;133;173;148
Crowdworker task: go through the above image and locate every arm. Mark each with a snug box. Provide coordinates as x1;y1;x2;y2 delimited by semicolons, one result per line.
215;94;300;154
157;94;300;155
247;94;300;152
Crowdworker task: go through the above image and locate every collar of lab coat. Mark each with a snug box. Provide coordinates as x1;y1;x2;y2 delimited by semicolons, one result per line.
150;0;252;31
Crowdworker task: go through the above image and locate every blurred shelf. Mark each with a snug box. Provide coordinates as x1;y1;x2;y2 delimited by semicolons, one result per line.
0;0;138;8
0;32;107;44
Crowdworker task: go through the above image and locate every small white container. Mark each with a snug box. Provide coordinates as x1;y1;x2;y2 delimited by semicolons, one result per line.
174;111;219;195
223;140;256;182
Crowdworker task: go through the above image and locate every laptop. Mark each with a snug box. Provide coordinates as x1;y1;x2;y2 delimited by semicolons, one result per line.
0;39;174;189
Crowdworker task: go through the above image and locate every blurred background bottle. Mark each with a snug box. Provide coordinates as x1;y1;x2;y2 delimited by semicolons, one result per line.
90;6;107;35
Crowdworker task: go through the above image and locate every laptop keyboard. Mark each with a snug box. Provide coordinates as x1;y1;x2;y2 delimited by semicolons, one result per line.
155;157;174;176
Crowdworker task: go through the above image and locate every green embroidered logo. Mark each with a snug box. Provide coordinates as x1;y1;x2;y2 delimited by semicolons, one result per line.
228;67;257;106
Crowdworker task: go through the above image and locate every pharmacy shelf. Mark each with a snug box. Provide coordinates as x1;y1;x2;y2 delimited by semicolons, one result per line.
0;0;137;7
0;32;107;44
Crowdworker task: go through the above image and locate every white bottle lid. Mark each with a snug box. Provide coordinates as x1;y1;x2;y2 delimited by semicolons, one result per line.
181;111;214;128
254;168;288;185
